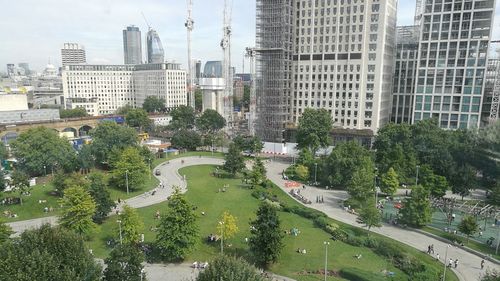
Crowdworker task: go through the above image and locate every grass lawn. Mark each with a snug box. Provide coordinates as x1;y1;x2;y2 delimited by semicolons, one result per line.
87;165;458;281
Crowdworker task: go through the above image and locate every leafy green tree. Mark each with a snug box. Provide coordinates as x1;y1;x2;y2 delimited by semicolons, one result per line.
346;159;375;203
196;255;265;281
78;144;94;173
87;172;115;223
116;104;134;115
90;121;138;164
111;147;149;192
169;105;196;130
118;205;144;244
450;164;476;200
243;85;250;109
0;142;8;161
233;135;263;154
296;148;314;167
223;143;245;175
0;218;12;243
380;167;399;196
126;108;151;131
104;243;145;281
325;141;373;188
10;170;31;205
10;127;77;176
490;182;500;206
194;89;203;112
196;109;226;134
155;189;198;261
60;107;88;118
458;215;478;243
0;170;6;192
358;204;382;232
171;129;201;151
296;108;332;154
295;164;309;181
53;171;89;197
58;186;97;236
0;224;101;281
419;165;448;198
142;96;166;113
249;202;284;268
399;185;432;228
249;158;267;186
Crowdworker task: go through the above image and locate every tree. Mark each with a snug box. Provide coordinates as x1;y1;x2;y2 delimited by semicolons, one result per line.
296;108;332;154
87;172;115;223
78;144;94;173
217;211;239;244
119;205;144;244
142;96;166;113
458;215;478;243
104;243;145;281
53;171;89;197
419;166;449;198
0;218;12;244
10;170;30;205
324;141;373;188
223;143;245;175
233;135;263;154
346;159;375;203
171;129;201;151
295;164;309;181
399;185;432;228
196;255;265;281
450;164;476;200
111;147;149;192
196;109;226;134
10;127;77;176
380;167;399;196
116;104;134;115
0;170;6;192
0;224;101;281
58;186;97;236
481;269;500;281
242;85;250;109
249;202;284;268
155;189;198;261
169;105;196;130
90;121;138;164
60;107;88;118
358;204;382;232
194;89;203;112
490;182;500;206
126;108;151;131
250;158;267;186
0;141;8;162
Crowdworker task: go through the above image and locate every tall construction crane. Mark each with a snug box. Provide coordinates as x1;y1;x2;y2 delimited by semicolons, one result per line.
221;0;233;129
245;47;257;136
185;0;195;108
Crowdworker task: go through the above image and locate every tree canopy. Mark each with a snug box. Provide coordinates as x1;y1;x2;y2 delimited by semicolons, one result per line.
249;203;284;268
169;105;196;130
0;224;101;281
11;127;77;176
87;172;115;223
223;142;245;175
399;185;432;228
60;107;88;118
110;147;149;192
142;96;166;113
104;244;145;281
171;129;201;151
296;108;332;154
196;255;265;281
125;108;151;130
90;121;138;164
118;205;144;245
0;218;12;244
58;186;97;236
196;109;226;134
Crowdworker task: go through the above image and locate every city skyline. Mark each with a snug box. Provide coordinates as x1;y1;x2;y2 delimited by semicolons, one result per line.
3;0;497;73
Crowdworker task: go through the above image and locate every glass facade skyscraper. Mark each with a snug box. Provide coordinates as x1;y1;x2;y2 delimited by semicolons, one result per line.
123;25;142;65
146;28;164;64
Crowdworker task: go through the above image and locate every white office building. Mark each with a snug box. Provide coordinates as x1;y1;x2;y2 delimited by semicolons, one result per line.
62;63;187;116
61;43;86;66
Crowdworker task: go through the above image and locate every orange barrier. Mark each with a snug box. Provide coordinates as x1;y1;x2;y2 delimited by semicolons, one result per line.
285;181;301;188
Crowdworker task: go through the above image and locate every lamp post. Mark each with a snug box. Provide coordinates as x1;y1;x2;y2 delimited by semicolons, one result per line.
125;170;129;195
211;139;215;155
442;244;450;281
374;168;378;206
43;165;46;176
219;221;224;254
149;159;152;180
323;241;330;281
117;220;123;245
314;163;318;185
416;165;420;186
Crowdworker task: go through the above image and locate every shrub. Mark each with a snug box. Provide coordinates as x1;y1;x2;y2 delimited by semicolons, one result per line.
339;268;386;281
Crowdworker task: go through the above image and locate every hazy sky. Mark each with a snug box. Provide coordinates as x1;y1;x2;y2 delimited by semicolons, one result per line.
1;0;499;73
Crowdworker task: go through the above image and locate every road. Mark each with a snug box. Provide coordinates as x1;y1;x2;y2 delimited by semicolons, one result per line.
7;156;499;281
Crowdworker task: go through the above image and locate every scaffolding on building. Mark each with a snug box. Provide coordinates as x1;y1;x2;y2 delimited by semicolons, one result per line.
488;42;500;123
255;0;292;142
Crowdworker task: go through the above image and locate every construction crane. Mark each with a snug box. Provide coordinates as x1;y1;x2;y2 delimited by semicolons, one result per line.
141;12;151;29
245;47;257;136
221;0;233;130
185;0;195;108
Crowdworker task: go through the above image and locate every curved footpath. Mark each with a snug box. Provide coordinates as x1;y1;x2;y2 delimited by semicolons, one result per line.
7;156;499;281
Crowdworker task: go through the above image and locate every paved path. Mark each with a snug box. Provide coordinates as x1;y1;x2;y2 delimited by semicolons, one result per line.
266;160;500;281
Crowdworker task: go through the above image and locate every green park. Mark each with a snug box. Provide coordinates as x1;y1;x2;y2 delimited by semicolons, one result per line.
0;105;499;281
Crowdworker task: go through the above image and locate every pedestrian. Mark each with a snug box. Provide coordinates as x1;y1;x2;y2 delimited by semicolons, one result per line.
436;253;440;261
454;259;458;268
118;198;121;204
481;259;485;270
427;245;431;254
448;258;453;268
321;195;324;203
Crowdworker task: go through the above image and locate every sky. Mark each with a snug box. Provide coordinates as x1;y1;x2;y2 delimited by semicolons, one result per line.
1;0;499;73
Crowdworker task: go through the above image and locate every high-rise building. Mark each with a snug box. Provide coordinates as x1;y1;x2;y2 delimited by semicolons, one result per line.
61;43;86;66
203;61;223;78
482;42;500;125
18;63;30;75
391;26;419;124
62;63;186;116
146;28;164;63
256;0;397;142
6;64;15;77
412;0;496;129
123;25;142;65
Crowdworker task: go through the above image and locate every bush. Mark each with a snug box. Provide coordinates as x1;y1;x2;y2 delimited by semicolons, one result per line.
363;236;379;249
339;268;386;281
345;236;365;247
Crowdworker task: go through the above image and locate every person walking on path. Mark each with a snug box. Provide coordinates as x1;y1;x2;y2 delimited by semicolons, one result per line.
481;259;485;270
454;259;458;269
436;253;440;261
